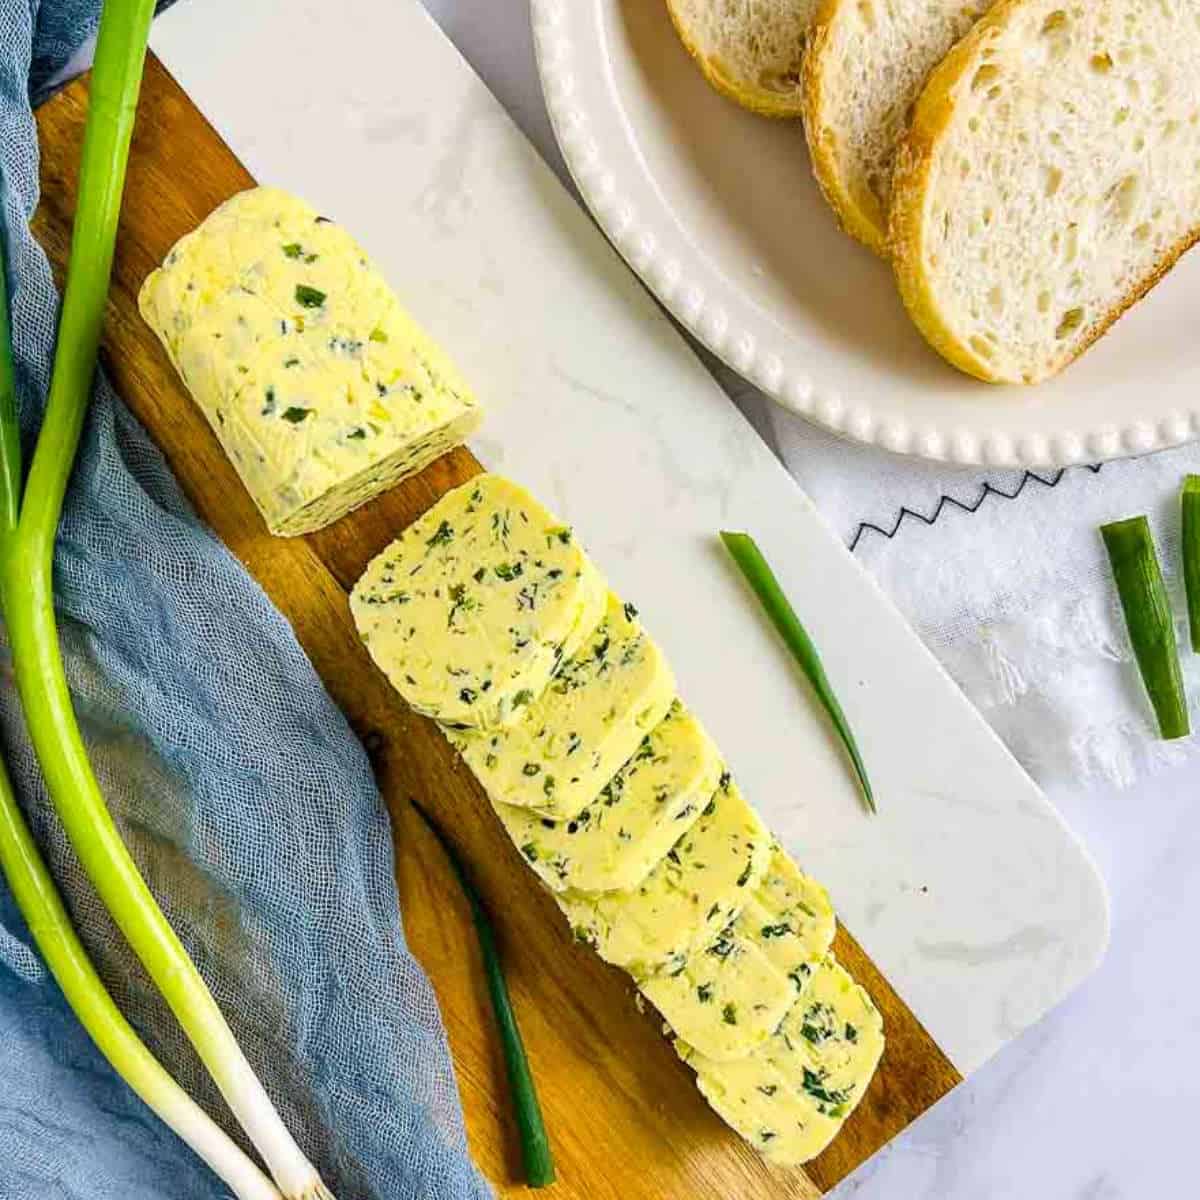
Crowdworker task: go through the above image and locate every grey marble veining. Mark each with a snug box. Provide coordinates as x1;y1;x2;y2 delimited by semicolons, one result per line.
833;768;1196;1197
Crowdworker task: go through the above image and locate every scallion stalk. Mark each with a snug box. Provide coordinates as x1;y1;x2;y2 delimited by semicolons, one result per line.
0;756;283;1199
413;801;555;1188
0;4;333;1197
0;245;18;534
0;96;279;1200
1101;516;1189;740
0;211;280;1200
1182;476;1200;654
720;531;876;814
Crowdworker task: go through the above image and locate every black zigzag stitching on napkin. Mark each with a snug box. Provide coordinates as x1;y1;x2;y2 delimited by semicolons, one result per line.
849;464;1104;553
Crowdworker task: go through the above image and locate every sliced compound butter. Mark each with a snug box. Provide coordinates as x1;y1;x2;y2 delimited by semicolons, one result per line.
640;847;835;1061
350;474;607;729
678;956;884;1165
556;777;772;978
490;700;723;892
448;593;675;820
139;186;481;535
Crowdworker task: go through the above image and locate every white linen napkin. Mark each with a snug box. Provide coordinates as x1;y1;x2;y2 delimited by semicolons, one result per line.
738;360;1200;789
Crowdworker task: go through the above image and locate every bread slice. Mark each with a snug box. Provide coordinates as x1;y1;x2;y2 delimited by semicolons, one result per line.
890;0;1200;384
665;0;819;117
803;0;992;254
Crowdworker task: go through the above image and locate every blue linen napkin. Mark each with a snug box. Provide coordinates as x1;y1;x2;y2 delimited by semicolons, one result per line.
0;4;490;1197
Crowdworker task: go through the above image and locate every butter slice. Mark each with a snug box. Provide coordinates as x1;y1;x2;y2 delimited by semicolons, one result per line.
557;778;772;978
491;700;723;892
449;594;675;820
350;475;607;728
139;187;481;535
678;956;884;1165
640;847;835;1061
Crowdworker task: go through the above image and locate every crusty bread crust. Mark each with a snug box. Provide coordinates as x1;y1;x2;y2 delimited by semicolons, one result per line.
889;0;1200;385
888;12;1000;380
801;0;889;256
664;0;806;118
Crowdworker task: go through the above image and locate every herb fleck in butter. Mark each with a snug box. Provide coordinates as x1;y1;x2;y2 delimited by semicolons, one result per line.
350;475;608;728
294;284;326;308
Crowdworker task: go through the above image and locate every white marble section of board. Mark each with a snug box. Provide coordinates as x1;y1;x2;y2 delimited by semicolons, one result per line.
151;0;1109;1075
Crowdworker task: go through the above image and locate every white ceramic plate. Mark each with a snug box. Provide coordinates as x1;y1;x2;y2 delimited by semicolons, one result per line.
531;0;1200;468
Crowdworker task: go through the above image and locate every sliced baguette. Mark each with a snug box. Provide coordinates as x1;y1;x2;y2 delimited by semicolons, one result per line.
665;0;819;117
803;0;992;254
890;0;1200;384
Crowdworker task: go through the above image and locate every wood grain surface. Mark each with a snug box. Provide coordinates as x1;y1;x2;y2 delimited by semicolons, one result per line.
32;56;961;1198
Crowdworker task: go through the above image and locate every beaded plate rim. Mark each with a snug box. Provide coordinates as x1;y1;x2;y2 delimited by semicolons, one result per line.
529;0;1200;468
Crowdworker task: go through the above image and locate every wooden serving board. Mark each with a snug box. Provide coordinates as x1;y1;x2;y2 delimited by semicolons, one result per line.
32;57;961;1197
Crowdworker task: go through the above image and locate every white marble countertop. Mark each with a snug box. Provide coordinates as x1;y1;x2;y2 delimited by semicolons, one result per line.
414;2;1197;1197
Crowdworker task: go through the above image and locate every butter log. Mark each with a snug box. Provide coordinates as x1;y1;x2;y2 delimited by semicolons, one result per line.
139;186;480;535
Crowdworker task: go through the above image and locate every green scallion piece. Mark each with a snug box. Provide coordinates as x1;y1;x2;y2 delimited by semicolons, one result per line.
0;4;330;1197
1101;516;1189;740
0;236;18;534
720;531;876;814
1182;476;1200;653
0;755;282;1200
412;801;556;1189
0;84;279;1200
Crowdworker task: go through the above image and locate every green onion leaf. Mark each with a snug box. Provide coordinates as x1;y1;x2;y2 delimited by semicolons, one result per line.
1183;476;1200;654
1101;516;1189;740
0;30;279;1199
0;755;281;1200
293;284;326;308
0;4;331;1197
720;531;875;814
0;232;19;533
412;801;556;1189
